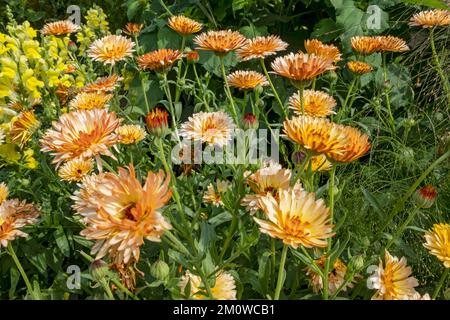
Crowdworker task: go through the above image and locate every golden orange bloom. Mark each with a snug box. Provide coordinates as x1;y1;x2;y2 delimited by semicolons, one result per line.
241;160;298;214
0;183;8;204
329;125;371;163
409;9;450;28
367;250;419;300
179;270;237;300
41;20;80;36
424;223;450;268
186;50;200;63
123;22;144;36
304;39;341;63
310;154;332;172
378;36;409;52
72;165;172;264
146;108;169;137
58;159;94;182
83;75;123;93
226;70;268;90
10;110;41;147
271;52;335;85
88;35;135;65
0;197;39;247
168;15;203;35
288;90;336;117
136;49;183;72
180;111;236;147
194;30;247;56
40;109;121;167
236;35;288;61
203;180;230;207
69;92;113;110
306;256;354;294
116;124;147;144
254;188;334;248
347;61;373;74
351;36;382;55
283;116;348;158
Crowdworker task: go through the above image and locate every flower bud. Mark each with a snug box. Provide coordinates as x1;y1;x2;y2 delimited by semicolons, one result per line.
242;113;258;130
89;260;109;281
150;260;170;281
292;151;306;165
146;107;169;137
413;185;437;209
186;50;199;63
349;255;365;272
68;41;77;52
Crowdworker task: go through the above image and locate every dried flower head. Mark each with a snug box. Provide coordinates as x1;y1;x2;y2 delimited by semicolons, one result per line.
306;256;354;294
203;180;230;207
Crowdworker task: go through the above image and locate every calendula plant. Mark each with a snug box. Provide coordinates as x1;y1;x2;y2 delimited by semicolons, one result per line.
0;2;449;301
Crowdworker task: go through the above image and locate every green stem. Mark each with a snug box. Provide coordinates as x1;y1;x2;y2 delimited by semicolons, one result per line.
260;58;286;117
110;278;139;300
433;268;449;299
8;243;40;300
382;53;395;134
385;206;420;250
375;149;450;240
274;244;288;300
220;57;238;123
323;164;336;300
100;279;115;300
341;77;356;118
164;230;191;256
161;73;180;139
429;28;450;106
174;36;186;103
158;0;173;15
140;76;150;114
298;85;305;115
193;64;210;111
219;214;238;261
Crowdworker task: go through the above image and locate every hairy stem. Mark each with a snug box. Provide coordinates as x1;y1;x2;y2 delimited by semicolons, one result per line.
274;244;288;300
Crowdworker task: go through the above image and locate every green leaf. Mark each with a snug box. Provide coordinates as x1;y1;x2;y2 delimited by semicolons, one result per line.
54;226;70;257
402;0;449;9
157;27;181;50
9;267;19;299
126;0;142;20
361;187;385;218
311;18;341;42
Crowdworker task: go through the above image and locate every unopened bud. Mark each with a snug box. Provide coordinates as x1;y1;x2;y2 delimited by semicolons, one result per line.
68;41;77;52
150;260;170;281
243;113;258;130
186;50;199;63
146;107;169;137
292;151;306;165
413;185;437;209
89;260;109;281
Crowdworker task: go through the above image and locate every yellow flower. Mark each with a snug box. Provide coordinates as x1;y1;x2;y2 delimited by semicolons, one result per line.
0;183;8;204
254;188;334;248
168;15;203;35
10;110;41;147
203;180;230;207
347;61;373;75
40;109;121;167
226;70;268;90
310;154;332;172
424;223;450;268
288;90;336;117
367;250;419;300
88;35;135;65
304;39;341;63
236;35;288;61
409;9;450;28
69;92;113;110
58;159;94;182
72;165;172;264
116;124;147;144
194;30;247;56
179;270;237;300
180;111;236;147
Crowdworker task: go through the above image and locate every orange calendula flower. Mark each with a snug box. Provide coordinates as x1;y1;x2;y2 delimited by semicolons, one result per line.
146;108;169;137
179;270;237;300
409;9;450;28
168;15;203;35
83;75;123;93
194;30;247;56
283;116;348;158
10;110;41;147
136;49;183;72
254;188;334;248
367;250;419;300
0;196;39;247
288;89;337;117
236;35;288;61
271;52;335;86
88;35;135;65
58;159;94;182
40;109;121;168
71;165;172;264
347;61;373;74
69;92;113;110
180;111;236;147
304;39;341;63
424;223;450;268
306;256;355;294
123;22;144;36
203;180;230;207
116;124;146;144
226;70;268;90
351;36;382;55
328;125;371;163
378;36;409;52
41;20;80;36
